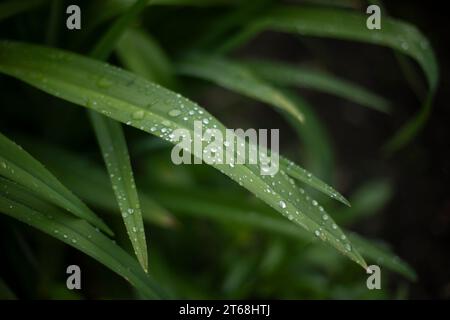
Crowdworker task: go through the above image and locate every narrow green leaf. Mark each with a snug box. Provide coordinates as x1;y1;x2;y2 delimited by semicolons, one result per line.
177;53;305;123
116;28;175;88
0;41;366;268
0;132;112;235
0;0;48;22
20;140;176;228
245;59;391;113
87;116;148;271
228;6;438;150
88;0;149;272
0;177;164;298
279;156;349;207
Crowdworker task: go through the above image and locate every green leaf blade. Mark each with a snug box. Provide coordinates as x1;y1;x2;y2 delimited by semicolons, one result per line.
88;0;150;272
88;113;148;272
0;132;112;235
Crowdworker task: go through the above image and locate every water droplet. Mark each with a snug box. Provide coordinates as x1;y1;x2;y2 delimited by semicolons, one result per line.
168;109;181;117
132;110;145;120
97;77;112;88
312;200;318;206
279;200;287;209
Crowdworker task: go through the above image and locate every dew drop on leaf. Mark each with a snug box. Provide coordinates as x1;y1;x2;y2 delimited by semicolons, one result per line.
168;109;181;117
132;110;145;120
97;77;113;88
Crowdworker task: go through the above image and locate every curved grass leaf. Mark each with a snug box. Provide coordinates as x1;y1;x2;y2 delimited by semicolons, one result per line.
227;6;438;151
88;0;149;272
153;186;416;280
20;140;176;228
0;41;366;268
0;132;112;235
88;115;148;271
177;53;305;123
0;177;164;298
279;155;349;205
245;59;391;113
0;0;48;22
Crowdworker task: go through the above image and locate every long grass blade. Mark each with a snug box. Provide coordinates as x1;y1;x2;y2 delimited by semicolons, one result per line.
0;132;112;234
88;0;149;272
20;140;176;228
0;41;366;268
0;177;164;298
